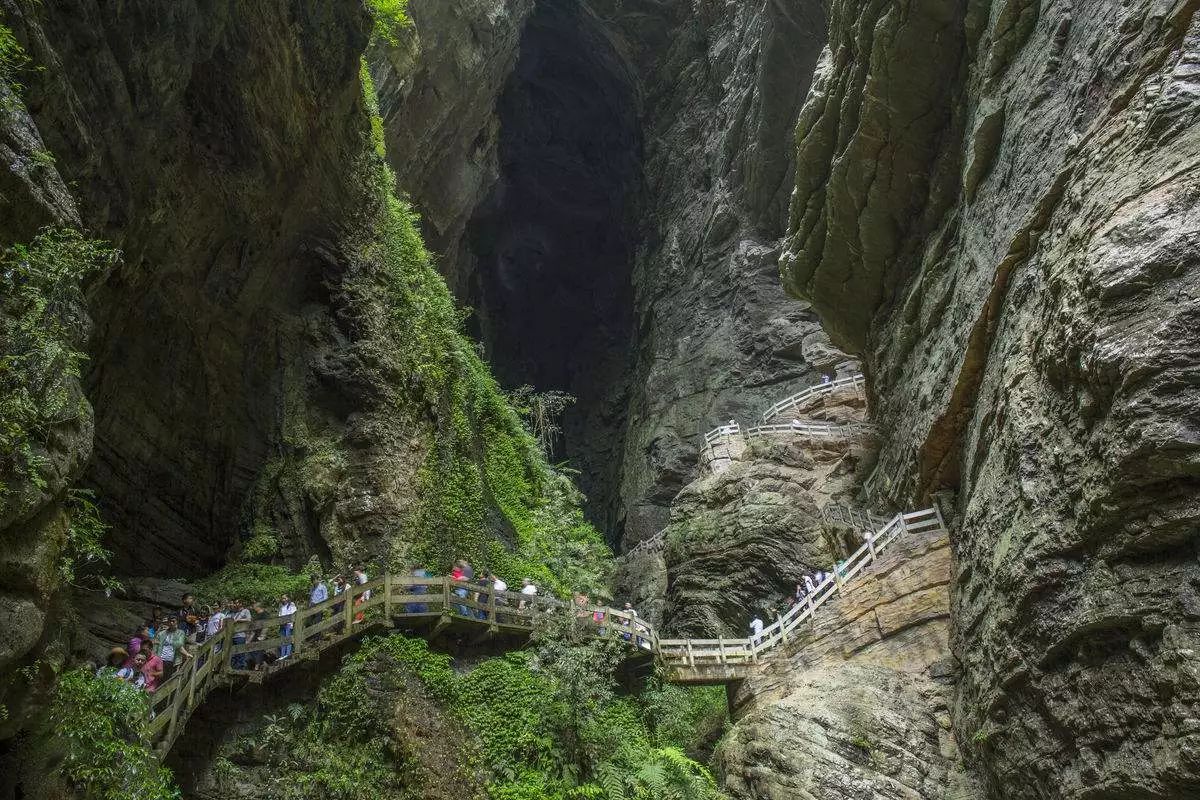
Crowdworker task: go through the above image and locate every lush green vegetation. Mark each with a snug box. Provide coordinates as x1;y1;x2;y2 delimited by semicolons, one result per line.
192;563;311;606
59;487;123;595
344;61;612;595
0;22;28;95
364;0;412;46
36;668;177;800
216;631;727;800
0;228;118;498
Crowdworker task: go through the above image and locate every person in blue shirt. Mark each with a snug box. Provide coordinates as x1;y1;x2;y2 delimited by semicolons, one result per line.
309;576;328;606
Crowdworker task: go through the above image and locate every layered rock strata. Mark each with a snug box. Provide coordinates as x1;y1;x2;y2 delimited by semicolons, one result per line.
781;0;1200;795
717;524;978;800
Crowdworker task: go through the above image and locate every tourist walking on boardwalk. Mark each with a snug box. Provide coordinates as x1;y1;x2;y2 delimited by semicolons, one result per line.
178;593;198;634
329;574;347;634
278;594;297;658
134;641;164;692
749;613;764;644
155;616;187;679
309;575;329;607
451;561;470;616
408;567;432;613
230;600;252;669
96;647;128;679
519;578;538;610
129;625;151;656
353;565;369;623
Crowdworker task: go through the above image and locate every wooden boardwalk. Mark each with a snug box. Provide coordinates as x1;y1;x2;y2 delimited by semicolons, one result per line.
143;506;946;758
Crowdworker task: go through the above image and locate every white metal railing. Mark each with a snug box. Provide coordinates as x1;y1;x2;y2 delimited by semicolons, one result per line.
820;504;890;534
762;374;865;423
622;530;666;559
656;507;946;674
742;420;877;440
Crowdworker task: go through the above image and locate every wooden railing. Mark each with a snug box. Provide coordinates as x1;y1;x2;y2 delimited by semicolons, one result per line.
143;575;658;757
656;507;946;681
141;507;944;757
761;373;865;423
700;375;872;472
741;420;876;440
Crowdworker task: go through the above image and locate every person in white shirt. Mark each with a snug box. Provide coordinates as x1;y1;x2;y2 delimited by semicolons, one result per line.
352;567;369;624
518;578;538;610
207;604;228;652
750;615;764;644
278;595;297;658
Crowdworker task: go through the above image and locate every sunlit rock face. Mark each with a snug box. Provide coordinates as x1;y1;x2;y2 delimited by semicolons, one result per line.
781;0;1200;794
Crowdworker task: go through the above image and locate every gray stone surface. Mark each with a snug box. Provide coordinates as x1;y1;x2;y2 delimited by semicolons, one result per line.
781;0;1200;795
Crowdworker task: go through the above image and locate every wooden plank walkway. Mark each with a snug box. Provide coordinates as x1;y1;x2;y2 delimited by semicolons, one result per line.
143;506;946;759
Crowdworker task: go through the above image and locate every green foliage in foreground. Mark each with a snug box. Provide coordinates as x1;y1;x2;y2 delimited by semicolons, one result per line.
37;668;178;800
0;228;118;498
218;633;726;800
0;23;28;93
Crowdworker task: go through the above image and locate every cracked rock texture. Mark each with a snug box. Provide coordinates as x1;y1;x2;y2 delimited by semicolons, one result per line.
782;0;1200;795
717;524;979;800
661;383;878;637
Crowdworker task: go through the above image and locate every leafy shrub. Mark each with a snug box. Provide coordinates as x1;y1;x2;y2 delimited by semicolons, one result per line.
192;563;309;606
0;23;28;93
39;668;177;800
364;0;412;46
0;228;118;497
240;523;280;563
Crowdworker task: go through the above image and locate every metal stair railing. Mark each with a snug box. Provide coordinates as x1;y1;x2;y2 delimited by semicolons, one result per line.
761;374;865;423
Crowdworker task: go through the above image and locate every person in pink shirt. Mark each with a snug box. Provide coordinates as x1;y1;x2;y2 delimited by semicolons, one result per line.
138;640;164;693
128;625;151;656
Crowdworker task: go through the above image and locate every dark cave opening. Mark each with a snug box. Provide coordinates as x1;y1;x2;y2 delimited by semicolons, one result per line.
463;3;641;538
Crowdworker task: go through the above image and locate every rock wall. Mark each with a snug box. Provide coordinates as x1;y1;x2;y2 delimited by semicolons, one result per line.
782;0;1200;795
717;524;978;800
594;0;834;547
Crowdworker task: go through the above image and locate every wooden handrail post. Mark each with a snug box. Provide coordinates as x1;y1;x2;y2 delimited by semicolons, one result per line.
488;587;497;626
292;602;306;659
383;573;393;619
344;587;355;631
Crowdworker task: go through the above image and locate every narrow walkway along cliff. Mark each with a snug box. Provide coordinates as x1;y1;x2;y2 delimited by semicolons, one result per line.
1;1;1197;799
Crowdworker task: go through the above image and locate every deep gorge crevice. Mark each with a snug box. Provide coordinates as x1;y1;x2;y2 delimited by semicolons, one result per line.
458;1;641;538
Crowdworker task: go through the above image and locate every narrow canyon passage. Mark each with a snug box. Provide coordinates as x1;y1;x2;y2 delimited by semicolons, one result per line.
459;2;641;536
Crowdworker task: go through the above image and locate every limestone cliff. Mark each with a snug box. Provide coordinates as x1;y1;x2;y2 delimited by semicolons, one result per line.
782;0;1200;795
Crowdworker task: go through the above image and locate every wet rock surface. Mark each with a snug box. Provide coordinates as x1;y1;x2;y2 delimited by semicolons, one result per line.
782;0;1200;795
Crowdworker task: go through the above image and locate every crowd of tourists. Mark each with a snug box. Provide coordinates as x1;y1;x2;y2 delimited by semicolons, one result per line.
93;561;650;694
747;562;852;642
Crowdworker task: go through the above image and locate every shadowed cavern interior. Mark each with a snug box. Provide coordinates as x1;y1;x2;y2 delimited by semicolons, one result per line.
462;2;641;538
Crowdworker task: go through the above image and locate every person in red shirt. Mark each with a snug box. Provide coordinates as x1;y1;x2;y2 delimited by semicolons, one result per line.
139;640;165;693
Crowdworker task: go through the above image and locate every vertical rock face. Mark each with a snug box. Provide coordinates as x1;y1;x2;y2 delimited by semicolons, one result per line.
660;382;876;636
370;0;535;278
596;0;833;547
5;0;373;575
391;0;835;544
782;0;1200;795
717;525;975;800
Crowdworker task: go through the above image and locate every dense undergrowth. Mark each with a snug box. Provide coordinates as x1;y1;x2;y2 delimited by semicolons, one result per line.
0;229;117;499
32;668;177;800
211;632;727;800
